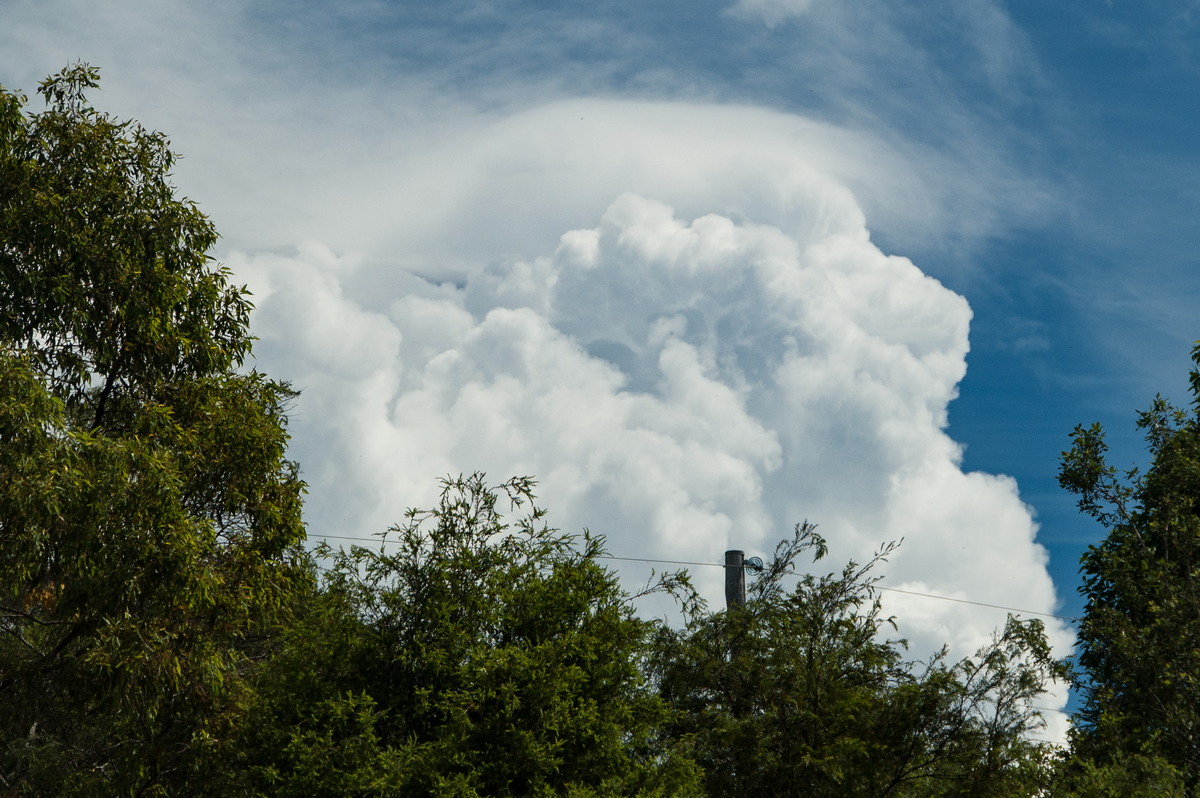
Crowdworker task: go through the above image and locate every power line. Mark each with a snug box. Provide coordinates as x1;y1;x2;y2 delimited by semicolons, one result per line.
305;533;1079;623
872;585;1078;624
310;533;392;544
599;554;733;569
598;555;1078;623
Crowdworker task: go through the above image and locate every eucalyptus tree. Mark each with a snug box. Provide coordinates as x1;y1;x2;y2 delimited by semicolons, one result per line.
1057;343;1200;793
0;65;308;795
235;473;702;797
648;524;1065;797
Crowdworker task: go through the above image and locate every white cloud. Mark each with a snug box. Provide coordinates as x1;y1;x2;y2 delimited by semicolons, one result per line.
234;171;1070;735
728;0;817;27
0;1;1050;270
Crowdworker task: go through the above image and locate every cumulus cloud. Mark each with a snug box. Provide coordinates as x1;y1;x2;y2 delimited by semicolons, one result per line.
235;170;1071;741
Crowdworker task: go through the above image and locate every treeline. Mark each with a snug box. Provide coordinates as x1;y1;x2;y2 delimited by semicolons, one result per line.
2;65;1198;797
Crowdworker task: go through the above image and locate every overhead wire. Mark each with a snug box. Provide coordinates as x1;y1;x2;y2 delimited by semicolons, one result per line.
305;532;1080;623
308;531;1081;730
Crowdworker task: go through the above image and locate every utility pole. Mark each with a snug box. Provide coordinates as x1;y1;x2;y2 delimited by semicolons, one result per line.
725;549;746;609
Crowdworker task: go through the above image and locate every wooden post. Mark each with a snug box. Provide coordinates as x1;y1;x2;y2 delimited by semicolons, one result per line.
725;549;745;609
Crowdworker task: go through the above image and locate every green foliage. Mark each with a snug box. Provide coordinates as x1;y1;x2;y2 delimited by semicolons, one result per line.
649;523;1065;798
1059;342;1200;793
235;474;702;797
0;65;250;417
1049;752;1186;798
0;65;308;795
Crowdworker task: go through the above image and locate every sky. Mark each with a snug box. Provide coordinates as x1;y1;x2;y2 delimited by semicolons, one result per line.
5;0;1200;742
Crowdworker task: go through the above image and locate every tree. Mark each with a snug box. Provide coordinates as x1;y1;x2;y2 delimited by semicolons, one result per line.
1058;342;1200;792
232;474;701;797
0;65;308;794
648;524;1065;798
1049;752;1186;798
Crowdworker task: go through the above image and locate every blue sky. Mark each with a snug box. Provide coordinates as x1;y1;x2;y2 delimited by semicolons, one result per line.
6;0;1200;738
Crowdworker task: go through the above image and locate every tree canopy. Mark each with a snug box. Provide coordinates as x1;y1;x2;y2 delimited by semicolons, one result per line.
1057;342;1200;793
650;524;1064;797
0;64;308;795
230;473;702;797
221;481;1067;798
